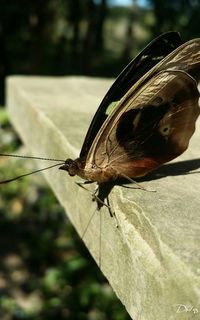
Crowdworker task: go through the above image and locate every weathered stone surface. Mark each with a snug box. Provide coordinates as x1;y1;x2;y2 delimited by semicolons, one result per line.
7;76;200;320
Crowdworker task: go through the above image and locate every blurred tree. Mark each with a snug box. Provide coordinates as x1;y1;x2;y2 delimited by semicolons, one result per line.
82;0;107;73
67;0;82;68
95;0;107;52
0;0;199;105
0;0;31;103
121;0;137;64
148;0;200;39
29;0;58;73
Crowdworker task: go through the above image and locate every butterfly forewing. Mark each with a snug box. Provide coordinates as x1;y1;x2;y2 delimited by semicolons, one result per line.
64;35;200;184
158;39;200;82
80;32;183;158
116;39;200;112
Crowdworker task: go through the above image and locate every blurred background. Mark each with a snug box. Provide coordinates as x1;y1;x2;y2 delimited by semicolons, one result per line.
0;0;200;319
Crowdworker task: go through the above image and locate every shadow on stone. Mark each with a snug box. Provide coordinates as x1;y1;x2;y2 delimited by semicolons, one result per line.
96;158;200;208
138;158;200;182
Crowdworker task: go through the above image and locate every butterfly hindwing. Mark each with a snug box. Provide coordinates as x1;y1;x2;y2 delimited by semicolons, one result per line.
84;69;199;180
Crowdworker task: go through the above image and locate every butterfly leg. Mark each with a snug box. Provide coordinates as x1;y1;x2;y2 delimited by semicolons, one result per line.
76;180;95;186
80;205;103;268
105;196;119;228
120;174;156;192
76;180;112;211
92;192;112;211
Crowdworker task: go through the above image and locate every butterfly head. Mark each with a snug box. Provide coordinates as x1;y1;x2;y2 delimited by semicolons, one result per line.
59;158;85;178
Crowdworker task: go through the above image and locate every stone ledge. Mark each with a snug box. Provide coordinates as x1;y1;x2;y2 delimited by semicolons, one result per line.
6;76;200;320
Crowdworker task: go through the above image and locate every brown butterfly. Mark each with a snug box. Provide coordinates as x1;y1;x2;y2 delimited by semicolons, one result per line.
0;32;200;196
59;32;200;187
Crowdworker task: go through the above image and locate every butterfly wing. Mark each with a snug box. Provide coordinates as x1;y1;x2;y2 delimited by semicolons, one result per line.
80;32;182;158
84;69;199;181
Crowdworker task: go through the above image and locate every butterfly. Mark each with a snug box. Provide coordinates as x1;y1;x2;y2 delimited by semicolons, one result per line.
59;32;200;188
1;32;200;198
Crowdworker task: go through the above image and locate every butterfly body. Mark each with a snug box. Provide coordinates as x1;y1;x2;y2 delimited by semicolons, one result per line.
60;32;200;184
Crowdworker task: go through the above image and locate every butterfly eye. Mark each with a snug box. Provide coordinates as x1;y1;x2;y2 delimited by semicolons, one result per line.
159;125;171;136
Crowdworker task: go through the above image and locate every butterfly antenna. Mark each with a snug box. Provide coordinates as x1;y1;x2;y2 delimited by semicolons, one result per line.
81;207;97;239
0;162;65;184
99;209;102;267
0;153;65;162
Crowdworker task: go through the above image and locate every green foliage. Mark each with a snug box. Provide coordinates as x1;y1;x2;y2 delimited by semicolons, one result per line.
0;113;131;319
0;109;21;153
